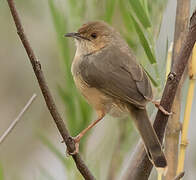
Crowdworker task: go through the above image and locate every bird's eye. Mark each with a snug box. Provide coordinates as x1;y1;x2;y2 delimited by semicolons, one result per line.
91;33;97;39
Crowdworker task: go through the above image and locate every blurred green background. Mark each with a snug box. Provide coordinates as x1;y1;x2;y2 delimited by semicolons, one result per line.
0;0;196;179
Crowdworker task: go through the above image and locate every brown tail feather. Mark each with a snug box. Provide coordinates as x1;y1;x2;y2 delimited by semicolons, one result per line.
128;106;167;170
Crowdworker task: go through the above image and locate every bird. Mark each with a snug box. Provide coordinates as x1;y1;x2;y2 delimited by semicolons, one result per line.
65;21;167;173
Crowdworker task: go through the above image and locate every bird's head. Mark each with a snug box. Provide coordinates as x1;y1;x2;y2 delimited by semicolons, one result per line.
65;21;116;55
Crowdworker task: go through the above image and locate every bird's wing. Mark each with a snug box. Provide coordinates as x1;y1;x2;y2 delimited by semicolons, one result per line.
79;45;153;108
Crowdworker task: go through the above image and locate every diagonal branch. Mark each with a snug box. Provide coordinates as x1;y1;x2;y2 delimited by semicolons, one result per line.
173;172;185;180
122;9;196;180
0;94;36;145
6;0;95;179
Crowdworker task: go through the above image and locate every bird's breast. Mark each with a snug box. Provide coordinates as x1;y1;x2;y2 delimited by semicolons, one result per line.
73;74;112;112
71;56;80;76
71;54;128;117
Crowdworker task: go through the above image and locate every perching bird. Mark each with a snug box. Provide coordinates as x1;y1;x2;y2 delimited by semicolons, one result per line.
65;21;167;172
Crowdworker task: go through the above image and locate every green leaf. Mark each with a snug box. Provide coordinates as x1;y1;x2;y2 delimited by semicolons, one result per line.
144;68;159;87
129;13;156;64
129;0;151;28
104;0;117;23
57;85;78;134
76;95;92;129
57;85;75;111
119;0;134;32
48;0;72;84
140;0;150;18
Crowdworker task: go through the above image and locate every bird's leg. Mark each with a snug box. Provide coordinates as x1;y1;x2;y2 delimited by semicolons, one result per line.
151;100;172;115
69;110;105;155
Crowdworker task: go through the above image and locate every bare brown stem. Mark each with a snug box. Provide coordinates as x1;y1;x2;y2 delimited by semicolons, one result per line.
122;9;196;180
6;0;95;179
165;1;190;180
0;94;36;145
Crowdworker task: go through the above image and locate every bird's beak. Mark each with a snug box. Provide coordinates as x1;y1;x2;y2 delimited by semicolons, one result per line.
64;32;90;41
64;32;79;38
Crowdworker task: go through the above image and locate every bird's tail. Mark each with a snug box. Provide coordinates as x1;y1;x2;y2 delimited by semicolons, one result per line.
128;106;167;174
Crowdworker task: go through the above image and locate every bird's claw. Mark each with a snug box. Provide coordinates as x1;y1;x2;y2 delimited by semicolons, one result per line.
152;100;172;115
155;103;172;115
66;136;80;156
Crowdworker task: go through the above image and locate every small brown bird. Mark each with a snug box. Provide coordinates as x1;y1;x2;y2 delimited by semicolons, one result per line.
65;21;167;172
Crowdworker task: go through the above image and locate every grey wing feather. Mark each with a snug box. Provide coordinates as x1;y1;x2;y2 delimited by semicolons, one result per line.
79;45;153;108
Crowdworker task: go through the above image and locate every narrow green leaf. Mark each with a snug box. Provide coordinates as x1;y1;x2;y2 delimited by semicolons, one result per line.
119;0;134;32
129;0;151;28
129;13;156;64
77;95;92;129
144;68;159;87
57;85;78;134
104;0;117;23
48;0;72;84
68;0;85;18
140;0;150;18
57;85;74;110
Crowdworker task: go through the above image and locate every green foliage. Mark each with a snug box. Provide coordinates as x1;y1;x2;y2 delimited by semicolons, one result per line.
144;69;159;87
129;0;151;28
119;0;160;87
104;0;117;23
129;13;156;64
48;0;71;82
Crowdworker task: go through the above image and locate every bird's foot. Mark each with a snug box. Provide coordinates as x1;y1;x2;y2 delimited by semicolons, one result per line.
152;100;172;116
66;135;81;156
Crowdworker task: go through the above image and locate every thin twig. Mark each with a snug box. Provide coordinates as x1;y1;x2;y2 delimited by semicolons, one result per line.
122;9;196;180
6;0;95;179
0;94;36;145
173;172;185;180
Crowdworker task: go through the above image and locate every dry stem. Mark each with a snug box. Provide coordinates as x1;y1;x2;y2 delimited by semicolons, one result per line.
177;44;196;175
165;1;190;179
0;94;36;144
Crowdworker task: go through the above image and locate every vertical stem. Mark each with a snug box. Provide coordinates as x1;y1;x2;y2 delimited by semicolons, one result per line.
164;1;190;180
177;79;195;172
177;44;196;175
158;172;162;180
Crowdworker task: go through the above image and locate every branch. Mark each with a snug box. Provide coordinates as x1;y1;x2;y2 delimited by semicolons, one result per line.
165;1;190;179
6;0;95;179
0;94;36;145
122;9;196;180
173;172;185;180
